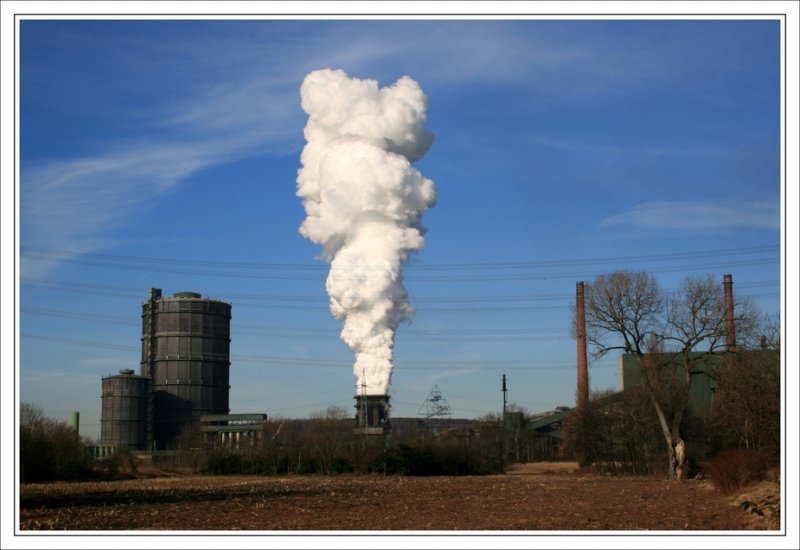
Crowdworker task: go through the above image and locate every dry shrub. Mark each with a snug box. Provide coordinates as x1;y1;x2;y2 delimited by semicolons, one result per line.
705;448;768;495
734;480;781;530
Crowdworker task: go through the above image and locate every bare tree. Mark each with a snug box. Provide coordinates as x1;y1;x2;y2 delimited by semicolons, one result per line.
308;405;350;474
580;273;674;479
659;275;730;479
585;272;697;477
584;272;765;480
710;350;780;462
709;311;780;462
583;271;688;478
584;271;663;358
20;402;86;482
757;313;782;351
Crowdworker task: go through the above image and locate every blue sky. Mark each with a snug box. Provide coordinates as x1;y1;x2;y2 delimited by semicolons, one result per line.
10;16;788;442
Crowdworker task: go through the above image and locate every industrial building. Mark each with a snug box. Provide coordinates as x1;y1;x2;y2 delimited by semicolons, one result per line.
100;369;149;450
354;394;390;437
143;289;232;449
98;287;393;454
518;273;779;461
200;413;268;448
100;289;243;452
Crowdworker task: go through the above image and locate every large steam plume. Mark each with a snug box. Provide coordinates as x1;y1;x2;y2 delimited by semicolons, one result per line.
296;69;436;396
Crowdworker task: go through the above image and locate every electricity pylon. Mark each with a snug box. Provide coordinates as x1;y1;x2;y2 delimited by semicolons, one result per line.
417;385;453;419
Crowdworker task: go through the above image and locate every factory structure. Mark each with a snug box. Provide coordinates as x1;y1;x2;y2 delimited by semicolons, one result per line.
99;288;267;453
522;272;775;460
97;287;387;454
93;273;773;460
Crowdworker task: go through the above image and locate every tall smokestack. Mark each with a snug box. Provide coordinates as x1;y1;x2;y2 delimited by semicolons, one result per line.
354;394;390;437
723;274;736;352
576;282;589;409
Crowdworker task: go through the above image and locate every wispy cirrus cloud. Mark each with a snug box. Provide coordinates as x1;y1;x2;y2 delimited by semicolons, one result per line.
21;67;307;279
601;200;780;231
20;128;298;278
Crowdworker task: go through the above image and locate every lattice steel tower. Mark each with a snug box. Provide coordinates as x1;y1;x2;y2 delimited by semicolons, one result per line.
417;385;453;419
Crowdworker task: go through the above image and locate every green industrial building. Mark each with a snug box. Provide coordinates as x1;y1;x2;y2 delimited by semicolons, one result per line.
522;349;779;460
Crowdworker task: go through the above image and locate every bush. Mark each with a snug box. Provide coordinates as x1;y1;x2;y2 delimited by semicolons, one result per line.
708;352;781;466
370;440;503;476
330;455;354;474
297;456;320;474
20;403;90;482
206;450;245;475
371;444;426;475
92;450;138;480
704;448;768;494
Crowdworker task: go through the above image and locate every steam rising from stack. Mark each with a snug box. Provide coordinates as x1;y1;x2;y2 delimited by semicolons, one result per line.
296;69;436;396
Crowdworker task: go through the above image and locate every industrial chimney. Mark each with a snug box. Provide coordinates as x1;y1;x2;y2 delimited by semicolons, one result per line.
354;394;390;437
723;274;736;352
576;281;589;409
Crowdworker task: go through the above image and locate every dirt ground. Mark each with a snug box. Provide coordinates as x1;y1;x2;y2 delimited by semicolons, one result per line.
18;462;780;532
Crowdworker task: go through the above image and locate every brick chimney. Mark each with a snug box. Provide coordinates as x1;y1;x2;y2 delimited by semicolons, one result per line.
576;281;589;409
723;274;736;352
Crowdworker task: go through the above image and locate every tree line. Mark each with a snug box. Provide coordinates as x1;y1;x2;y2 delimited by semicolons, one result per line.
18;403;509;482
19;403;89;483
165;405;507;477
19;270;780;483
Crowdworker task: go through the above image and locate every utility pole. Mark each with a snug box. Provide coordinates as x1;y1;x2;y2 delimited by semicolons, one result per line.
576;281;589;410
502;374;508;417
501;374;508;469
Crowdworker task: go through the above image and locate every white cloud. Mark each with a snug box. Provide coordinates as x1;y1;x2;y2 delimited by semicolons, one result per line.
20;94;302;279
18;25;318;278
601;200;780;231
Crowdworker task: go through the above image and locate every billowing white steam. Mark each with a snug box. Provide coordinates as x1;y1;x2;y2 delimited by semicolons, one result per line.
296;69;436;396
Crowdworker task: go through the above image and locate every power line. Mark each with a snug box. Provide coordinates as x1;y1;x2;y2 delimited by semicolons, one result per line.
20;306;572;336
404;245;780;270
21;307;140;326
405;257;779;282
20;333;139;352
21;276;779;308
21;244;778;270
20;245;779;282
19;333;574;370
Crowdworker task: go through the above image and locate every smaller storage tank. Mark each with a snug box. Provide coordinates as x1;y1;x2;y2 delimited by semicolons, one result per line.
101;369;150;451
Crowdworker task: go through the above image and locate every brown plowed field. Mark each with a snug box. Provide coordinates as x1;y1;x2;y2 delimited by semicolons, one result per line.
19;463;780;532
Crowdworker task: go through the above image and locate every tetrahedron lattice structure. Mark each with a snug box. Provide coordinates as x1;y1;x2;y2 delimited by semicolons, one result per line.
417;385;452;418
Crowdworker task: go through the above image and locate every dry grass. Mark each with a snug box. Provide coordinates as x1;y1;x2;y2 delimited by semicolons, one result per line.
506;461;581;475
729;479;781;530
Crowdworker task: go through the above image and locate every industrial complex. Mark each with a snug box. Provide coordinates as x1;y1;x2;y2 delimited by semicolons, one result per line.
94;272;769;461
97;287;391;454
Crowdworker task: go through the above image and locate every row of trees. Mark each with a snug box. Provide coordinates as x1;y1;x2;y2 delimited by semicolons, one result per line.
567;271;780;479
18;402;507;482
19;403;90;482
167;405;507;476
